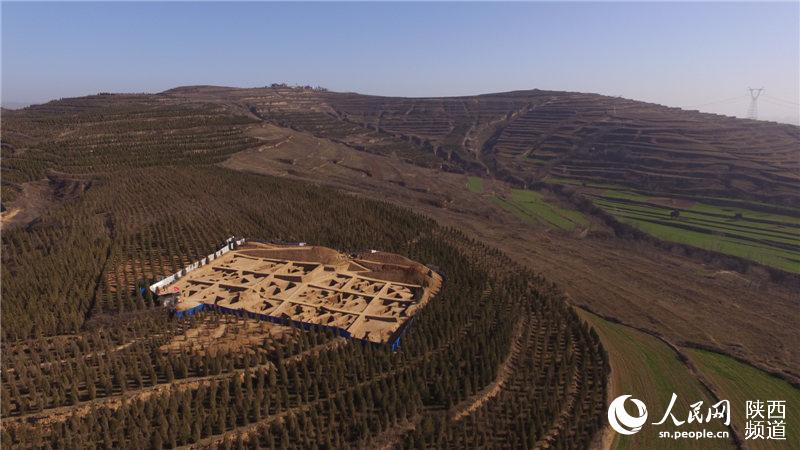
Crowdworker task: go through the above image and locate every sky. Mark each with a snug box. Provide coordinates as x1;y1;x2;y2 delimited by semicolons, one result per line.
2;2;799;124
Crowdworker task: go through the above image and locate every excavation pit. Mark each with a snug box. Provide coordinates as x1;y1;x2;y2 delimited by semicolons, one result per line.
153;241;441;349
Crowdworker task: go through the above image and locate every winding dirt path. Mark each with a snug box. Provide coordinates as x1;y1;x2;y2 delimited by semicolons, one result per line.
451;316;526;422
534;340;582;449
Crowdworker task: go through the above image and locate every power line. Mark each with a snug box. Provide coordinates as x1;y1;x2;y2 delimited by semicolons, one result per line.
684;95;748;109
761;97;799;110
763;94;799;106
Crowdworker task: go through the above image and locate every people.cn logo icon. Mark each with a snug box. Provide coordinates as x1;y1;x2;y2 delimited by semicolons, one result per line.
608;395;649;435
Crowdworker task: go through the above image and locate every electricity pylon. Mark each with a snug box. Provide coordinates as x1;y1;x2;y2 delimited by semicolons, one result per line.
747;87;764;120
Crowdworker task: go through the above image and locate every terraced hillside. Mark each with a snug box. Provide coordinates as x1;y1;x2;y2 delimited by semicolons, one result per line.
161;86;799;275
163;85;800;207
11;86;794;207
1;95;608;449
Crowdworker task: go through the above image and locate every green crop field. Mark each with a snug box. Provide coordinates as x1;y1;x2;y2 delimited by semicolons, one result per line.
687;349;800;450
591;191;799;272
577;310;734;450
549;180;800;272
491;189;588;231
466;176;484;194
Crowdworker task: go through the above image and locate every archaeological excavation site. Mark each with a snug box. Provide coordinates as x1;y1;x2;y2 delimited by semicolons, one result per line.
150;241;442;350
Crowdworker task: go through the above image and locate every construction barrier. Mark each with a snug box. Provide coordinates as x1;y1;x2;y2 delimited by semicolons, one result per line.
149;237;246;294
173;303;208;319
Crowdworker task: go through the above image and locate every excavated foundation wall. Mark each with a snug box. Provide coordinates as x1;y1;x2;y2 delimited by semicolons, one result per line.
156;239;439;351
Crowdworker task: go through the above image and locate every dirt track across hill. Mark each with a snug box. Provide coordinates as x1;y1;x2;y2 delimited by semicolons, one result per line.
451;317;526;422
1;179;54;229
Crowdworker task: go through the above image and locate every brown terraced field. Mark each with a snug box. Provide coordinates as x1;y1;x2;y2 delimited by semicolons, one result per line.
162;85;800;206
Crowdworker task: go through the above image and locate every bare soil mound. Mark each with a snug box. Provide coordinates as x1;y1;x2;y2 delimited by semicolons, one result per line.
238;244;346;265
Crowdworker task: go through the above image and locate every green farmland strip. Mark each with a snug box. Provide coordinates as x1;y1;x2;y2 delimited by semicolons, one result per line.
688;203;800;227
588;191;800;273
466;176;484;194
577;310;733;450
598;189;653;202
593;200;799;247
615;216;799;272
492;196;537;225
510;189;589;229
493;189;588;231
549;177;800;217
546;177;624;190
593;196;799;241
687;349;800;450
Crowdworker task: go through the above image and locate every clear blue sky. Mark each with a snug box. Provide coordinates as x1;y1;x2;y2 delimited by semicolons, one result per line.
2;2;798;123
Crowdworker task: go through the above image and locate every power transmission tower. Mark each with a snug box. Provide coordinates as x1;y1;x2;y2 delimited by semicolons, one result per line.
747;87;764;120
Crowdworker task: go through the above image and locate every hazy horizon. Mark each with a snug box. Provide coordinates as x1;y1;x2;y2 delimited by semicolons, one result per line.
3;2;798;124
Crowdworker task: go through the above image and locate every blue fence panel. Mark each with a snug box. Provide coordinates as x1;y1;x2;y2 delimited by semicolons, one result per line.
173;303;207;319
